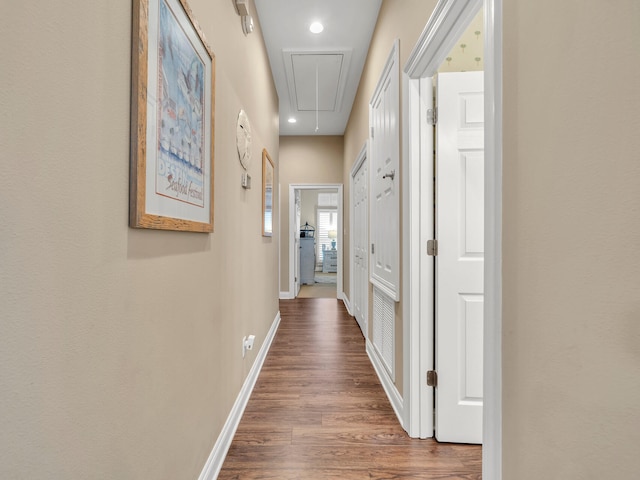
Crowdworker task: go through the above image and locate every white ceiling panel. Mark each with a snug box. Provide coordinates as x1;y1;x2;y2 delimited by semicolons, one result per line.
254;0;382;135
292;54;343;111
284;51;353;114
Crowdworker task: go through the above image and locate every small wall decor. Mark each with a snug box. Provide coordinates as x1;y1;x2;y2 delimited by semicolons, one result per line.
236;109;252;170
130;0;215;232
262;149;274;237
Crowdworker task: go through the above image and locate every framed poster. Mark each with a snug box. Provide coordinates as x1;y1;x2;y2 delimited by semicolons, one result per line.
130;0;215;232
262;149;274;237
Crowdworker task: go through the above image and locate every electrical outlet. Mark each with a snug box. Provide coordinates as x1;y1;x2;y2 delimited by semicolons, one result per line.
242;335;255;358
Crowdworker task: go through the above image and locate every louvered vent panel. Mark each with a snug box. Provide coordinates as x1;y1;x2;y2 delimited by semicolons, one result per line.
373;286;394;378
373;290;382;354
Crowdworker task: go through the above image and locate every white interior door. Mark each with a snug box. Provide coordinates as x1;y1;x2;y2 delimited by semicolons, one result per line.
351;148;368;337
435;71;484;444
369;41;400;302
294;189;301;297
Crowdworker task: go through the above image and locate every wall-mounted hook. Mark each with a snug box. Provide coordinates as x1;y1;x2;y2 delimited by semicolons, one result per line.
383;170;395;180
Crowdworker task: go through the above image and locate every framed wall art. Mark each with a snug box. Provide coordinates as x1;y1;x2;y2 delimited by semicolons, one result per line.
130;0;215;232
262;149;274;237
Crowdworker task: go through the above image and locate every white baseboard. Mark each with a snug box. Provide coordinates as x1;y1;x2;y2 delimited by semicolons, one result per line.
366;339;404;429
198;311;281;480
341;293;353;316
279;291;293;300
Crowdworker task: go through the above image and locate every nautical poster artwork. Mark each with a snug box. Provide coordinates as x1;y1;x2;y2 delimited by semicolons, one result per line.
156;0;206;208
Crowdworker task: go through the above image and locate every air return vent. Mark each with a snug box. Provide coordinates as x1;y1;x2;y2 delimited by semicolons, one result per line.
373;286;395;378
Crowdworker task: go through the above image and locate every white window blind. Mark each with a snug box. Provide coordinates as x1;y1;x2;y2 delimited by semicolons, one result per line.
316;208;337;268
318;192;338;207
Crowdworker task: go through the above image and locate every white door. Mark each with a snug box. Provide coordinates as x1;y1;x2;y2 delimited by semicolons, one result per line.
435;71;484;444
369;41;400;301
294;189;301;297
351;148;368;336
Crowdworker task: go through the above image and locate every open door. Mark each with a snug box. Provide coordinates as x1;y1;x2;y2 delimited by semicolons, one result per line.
435;71;484;444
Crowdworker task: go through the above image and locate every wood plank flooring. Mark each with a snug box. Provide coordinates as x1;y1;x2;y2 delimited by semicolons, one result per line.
218;298;481;479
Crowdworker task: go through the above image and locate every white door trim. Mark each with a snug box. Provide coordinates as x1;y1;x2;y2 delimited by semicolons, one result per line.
482;1;503;476
288;184;344;300
401;73;435;438
402;0;502;478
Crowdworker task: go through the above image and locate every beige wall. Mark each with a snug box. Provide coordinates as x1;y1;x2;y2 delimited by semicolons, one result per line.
300;189;339;229
343;0;438;395
300;190;318;227
502;0;640;477
0;1;279;478
279;136;344;293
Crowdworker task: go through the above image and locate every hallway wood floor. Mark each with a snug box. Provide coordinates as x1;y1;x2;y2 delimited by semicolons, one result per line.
218;298;481;479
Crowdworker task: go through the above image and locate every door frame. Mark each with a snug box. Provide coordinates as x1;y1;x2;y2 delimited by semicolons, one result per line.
288;183;344;300
294;189;301;297
402;0;502;478
350;142;369;337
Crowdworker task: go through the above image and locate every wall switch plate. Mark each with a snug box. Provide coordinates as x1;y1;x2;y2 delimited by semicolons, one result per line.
241;173;251;189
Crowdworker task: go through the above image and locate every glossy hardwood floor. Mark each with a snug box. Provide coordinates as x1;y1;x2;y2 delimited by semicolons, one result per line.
218;298;481;479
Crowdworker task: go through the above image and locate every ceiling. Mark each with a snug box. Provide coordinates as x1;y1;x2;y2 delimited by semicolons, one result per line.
254;0;383;136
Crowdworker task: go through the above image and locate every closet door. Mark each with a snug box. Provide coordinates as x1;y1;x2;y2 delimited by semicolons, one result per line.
369;41;400;301
351;146;368;337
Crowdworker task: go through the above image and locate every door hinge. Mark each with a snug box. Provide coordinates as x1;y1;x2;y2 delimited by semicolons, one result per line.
370;126;374;138
427;370;438;387
371;243;375;254
427;107;437;126
427;239;438;256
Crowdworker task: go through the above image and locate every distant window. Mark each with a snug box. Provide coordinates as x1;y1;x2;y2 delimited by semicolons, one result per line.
317;192;338;207
316;208;337;268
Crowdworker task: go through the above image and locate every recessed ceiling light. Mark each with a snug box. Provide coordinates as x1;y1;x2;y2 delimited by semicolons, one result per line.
288;117;297;123
309;22;324;34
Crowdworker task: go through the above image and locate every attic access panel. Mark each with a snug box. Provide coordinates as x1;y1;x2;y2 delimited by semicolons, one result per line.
292;54;342;111
283;50;353;113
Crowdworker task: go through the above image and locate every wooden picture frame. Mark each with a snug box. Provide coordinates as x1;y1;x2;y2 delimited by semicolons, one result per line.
130;0;215;232
262;149;274;237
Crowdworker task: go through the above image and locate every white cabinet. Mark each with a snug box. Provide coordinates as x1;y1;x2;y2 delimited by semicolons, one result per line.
322;249;338;273
300;237;316;285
